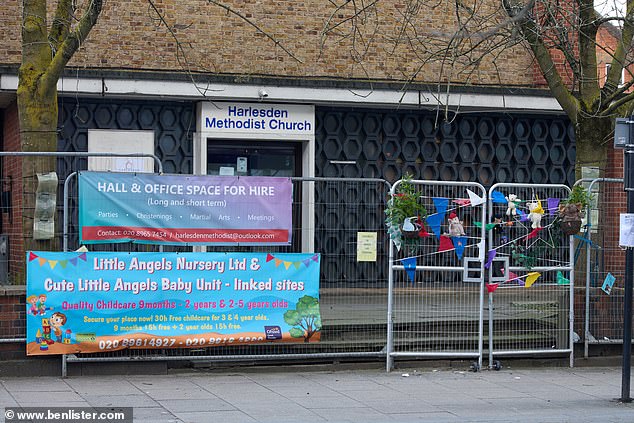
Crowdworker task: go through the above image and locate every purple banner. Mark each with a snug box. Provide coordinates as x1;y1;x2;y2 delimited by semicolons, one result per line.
79;172;293;245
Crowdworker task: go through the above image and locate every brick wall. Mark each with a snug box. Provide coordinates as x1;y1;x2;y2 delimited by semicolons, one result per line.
1;101;24;284
0;0;535;87
0;286;26;360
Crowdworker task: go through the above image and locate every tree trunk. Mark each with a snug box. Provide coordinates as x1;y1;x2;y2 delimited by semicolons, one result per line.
17;69;59;254
574;115;611;180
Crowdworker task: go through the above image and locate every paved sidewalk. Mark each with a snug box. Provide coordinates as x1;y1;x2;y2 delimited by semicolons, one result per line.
1;366;633;423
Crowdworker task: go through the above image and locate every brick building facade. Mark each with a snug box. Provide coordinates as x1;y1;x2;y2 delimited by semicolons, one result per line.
0;1;627;364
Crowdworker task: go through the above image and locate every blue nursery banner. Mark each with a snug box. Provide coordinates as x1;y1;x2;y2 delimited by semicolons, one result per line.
26;251;321;355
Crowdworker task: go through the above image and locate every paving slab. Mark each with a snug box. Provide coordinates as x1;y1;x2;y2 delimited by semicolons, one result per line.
1;366;634;422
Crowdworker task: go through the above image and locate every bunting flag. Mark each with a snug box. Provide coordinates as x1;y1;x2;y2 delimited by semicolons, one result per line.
486;283;499;293
453;198;471;206
478;240;485;260
433;197;449;216
466;189;486;206
547;198;560;216
474;222;497;231
401;256;417;284
524;272;541;288
426;213;443;239
452;236;467;260
508;270;519;283
484;249;496;269
418;226;430;238
266;253;319;269
28;252;86;269
416;218;430;238
526;227;543;239
557;271;570;285
438;235;453;252
518;209;528;221
491;191;507;203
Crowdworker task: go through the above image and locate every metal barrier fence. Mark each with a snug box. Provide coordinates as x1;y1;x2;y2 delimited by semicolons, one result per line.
577;178;633;357
4;159;629;373
60;176;392;374
486;183;573;368
386;180;487;371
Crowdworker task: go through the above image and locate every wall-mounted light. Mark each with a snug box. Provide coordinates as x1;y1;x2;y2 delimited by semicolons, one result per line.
258;88;269;99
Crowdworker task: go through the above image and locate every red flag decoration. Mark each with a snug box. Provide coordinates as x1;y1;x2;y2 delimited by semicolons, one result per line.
438;235;453;252
29;252;38;261
266;253;274;262
486;283;499;293
526;227;543;239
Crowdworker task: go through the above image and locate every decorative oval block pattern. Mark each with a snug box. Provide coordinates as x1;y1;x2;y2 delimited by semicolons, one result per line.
382;137;402;160
59;100;195;176
342;137;362;160
421;139;439;161
363;138;381;161
402;138;421;161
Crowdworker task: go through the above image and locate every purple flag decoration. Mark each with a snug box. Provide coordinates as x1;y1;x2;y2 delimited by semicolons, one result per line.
547;198;560;216
485;249;497;269
401;256;417;284
452;236;467;260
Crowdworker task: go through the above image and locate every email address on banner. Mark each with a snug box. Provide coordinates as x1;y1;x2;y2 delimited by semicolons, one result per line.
4;407;132;423
82;227;289;243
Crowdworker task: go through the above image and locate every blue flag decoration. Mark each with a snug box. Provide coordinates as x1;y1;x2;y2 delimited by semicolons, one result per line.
452;236;467;260
433;197;449;215
426;213;443;239
556;271;570;285
426;197;449;239
491;191;507;204
401;256;417;284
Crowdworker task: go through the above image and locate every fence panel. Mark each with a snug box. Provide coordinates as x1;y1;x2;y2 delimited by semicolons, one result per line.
486;183;573;368
578;178;632;357
386;180;487;370
0;153;163;345
61;177;392;369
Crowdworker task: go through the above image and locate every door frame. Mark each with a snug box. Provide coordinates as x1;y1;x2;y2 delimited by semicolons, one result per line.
193;101;316;252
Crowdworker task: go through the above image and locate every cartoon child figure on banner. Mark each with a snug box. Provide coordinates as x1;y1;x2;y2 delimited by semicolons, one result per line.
49;312;67;343
27;295;39;316
37;294;53;315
